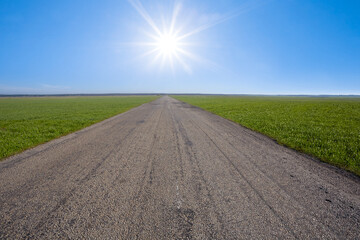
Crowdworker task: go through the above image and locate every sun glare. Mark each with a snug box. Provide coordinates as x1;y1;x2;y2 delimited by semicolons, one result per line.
156;34;179;56
128;0;237;73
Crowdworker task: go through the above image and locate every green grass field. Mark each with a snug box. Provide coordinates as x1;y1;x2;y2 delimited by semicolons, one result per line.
173;95;360;176
0;96;158;159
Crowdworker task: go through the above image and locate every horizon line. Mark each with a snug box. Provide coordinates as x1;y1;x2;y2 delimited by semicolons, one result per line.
1;93;360;98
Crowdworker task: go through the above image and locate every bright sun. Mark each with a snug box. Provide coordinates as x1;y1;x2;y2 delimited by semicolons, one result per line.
128;0;223;73
156;34;179;56
128;0;259;73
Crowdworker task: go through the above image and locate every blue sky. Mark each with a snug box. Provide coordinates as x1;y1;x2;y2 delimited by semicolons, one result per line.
0;0;359;94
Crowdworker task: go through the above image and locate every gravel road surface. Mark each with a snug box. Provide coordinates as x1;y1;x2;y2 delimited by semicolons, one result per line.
1;96;359;239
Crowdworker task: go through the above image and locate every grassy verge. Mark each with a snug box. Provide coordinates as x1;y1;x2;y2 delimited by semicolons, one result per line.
0;95;159;159
173;95;360;176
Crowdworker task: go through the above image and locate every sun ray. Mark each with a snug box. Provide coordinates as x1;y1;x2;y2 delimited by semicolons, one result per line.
174;51;192;74
176;48;221;71
169;54;175;74
140;48;160;59
170;3;182;35
177;0;268;41
127;0;265;73
127;0;162;36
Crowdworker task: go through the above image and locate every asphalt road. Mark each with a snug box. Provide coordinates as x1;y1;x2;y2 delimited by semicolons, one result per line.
1;96;359;239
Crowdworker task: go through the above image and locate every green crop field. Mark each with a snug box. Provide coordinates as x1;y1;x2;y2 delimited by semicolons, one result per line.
0;96;158;160
173;95;360;176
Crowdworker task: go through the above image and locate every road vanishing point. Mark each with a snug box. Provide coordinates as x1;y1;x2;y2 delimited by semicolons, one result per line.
1;96;359;239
